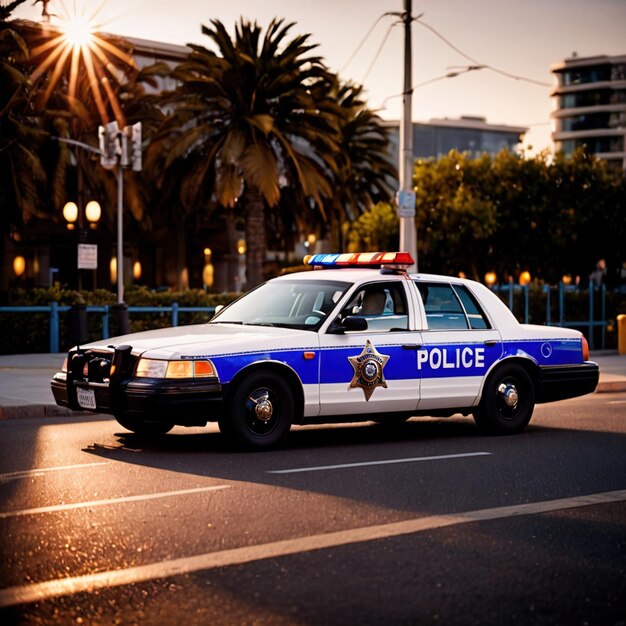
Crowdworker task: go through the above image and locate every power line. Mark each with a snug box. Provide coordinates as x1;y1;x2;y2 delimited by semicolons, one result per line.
416;19;551;88
361;20;399;84
340;12;397;74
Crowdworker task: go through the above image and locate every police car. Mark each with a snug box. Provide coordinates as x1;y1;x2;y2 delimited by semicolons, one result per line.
51;252;599;449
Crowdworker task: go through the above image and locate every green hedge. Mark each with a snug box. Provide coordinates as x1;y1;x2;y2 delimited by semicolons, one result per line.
1;286;240;354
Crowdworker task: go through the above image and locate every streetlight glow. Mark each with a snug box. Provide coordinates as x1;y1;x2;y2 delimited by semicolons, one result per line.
85;200;101;225
62;201;78;228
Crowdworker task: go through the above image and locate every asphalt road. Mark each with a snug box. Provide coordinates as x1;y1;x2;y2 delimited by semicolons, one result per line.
1;393;625;626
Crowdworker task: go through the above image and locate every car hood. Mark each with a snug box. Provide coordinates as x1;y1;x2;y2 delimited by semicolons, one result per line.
80;323;317;360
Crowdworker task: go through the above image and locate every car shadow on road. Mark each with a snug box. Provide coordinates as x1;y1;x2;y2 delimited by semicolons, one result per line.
80;414;626;516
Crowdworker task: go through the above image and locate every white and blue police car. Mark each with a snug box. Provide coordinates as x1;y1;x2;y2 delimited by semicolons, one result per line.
51;252;599;449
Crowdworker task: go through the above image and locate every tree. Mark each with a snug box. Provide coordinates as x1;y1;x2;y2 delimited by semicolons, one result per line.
0;14;49;233
347;202;399;252
412;148;626;284
413;150;497;279
323;81;397;250
155;18;341;287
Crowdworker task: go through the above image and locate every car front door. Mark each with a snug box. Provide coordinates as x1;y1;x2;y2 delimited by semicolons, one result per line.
317;279;422;417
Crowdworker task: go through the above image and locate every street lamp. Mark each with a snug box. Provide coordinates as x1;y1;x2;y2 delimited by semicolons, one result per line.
84;200;101;227
63;200;101;289
63;200;101;230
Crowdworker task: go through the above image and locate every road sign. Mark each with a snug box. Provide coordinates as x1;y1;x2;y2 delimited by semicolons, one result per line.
78;244;98;270
396;190;416;218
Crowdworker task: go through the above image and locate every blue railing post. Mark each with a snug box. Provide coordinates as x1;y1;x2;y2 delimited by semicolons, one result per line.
601;284;606;350
102;306;110;340
50;301;60;353
588;281;595;350
524;285;529;323
172;302;179;327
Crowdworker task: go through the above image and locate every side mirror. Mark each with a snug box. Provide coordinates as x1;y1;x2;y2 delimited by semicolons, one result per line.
328;315;368;334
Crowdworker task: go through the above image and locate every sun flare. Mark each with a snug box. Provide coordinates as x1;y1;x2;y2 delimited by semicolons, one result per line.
28;1;137;125
62;14;93;48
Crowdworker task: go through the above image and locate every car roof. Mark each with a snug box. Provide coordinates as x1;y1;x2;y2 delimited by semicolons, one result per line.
273;268;477;286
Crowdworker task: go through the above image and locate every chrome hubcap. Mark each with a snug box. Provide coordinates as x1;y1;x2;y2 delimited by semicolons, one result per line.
253;393;273;422
498;382;519;408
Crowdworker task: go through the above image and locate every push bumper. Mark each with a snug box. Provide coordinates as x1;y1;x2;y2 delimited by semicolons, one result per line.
536;361;599;403
51;372;224;424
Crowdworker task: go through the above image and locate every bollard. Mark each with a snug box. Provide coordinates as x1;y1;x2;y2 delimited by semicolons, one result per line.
66;304;88;349
110;302;130;336
618;314;626;355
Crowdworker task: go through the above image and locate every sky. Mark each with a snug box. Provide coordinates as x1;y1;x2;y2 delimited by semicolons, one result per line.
9;0;626;154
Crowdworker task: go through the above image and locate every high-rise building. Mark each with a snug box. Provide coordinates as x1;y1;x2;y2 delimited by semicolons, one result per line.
551;54;626;169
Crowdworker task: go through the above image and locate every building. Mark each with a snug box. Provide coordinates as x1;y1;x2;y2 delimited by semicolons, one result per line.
384;116;527;165
551;54;626;169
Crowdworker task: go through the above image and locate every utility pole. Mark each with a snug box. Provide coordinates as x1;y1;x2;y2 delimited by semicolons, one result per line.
398;0;418;271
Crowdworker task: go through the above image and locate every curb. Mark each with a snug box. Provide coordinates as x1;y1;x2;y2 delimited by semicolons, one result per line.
595;380;626;393
0;404;97;420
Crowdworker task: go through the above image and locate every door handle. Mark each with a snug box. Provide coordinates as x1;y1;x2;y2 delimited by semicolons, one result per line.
402;344;422;350
484;339;498;346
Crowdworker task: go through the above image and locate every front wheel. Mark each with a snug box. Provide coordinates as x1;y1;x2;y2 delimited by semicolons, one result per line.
474;363;535;434
221;371;294;450
114;414;174;437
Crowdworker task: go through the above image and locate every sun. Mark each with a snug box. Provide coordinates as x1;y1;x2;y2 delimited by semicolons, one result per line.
62;14;94;48
28;1;137;125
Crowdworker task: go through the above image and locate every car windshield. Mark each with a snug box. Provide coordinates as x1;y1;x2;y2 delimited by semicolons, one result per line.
210;279;351;331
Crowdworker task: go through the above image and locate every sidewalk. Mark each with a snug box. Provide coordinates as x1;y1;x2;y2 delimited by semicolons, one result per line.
0;352;625;420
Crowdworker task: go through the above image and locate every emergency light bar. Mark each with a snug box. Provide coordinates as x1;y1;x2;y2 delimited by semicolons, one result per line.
305;252;415;269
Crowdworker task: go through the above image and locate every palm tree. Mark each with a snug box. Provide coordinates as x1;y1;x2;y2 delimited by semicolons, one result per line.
0;16;49;233
324;81;398;250
156;18;341;287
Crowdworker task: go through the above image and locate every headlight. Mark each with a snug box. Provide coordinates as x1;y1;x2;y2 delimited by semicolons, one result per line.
135;358;216;379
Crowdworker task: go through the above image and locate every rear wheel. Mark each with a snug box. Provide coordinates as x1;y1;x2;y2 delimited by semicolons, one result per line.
114;414;174;436
221;371;294;450
474;363;535;434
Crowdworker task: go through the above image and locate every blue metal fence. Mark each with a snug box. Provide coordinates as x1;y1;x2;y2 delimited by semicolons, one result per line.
0;303;215;353
492;282;607;350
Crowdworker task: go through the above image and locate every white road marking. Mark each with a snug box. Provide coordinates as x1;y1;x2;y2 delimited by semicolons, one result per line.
0;485;230;519
0;462;109;484
1;488;625;608
267;451;492;474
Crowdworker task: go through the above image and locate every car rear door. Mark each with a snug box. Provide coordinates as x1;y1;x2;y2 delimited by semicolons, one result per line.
413;280;503;411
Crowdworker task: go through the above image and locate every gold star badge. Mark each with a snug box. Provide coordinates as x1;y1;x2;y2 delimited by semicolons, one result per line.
348;340;390;401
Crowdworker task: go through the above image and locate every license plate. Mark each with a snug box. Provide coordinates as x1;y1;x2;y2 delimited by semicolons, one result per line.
77;387;96;410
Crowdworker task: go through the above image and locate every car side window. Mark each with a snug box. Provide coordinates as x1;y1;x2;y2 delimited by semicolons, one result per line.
416;282;490;331
452;285;491;329
340;282;409;331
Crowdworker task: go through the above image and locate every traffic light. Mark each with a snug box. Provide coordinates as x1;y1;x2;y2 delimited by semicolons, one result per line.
127;122;142;172
98;121;141;171
98;121;120;170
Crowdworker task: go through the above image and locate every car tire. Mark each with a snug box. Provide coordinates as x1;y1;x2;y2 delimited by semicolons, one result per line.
474;363;535;434
114;414;174;436
223;370;294;450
